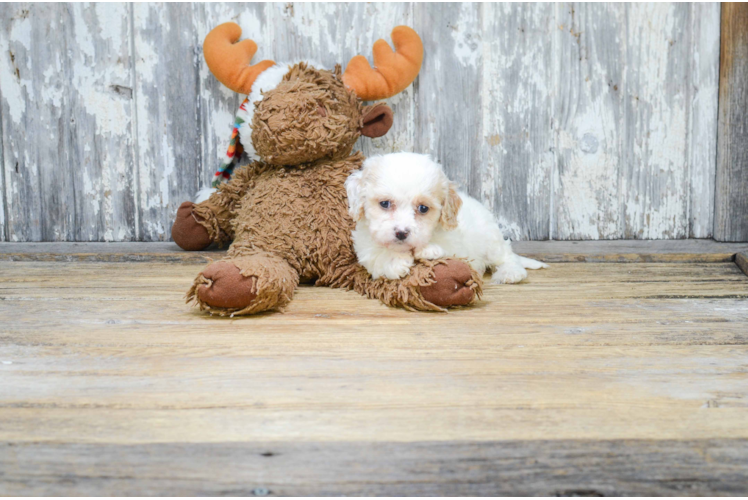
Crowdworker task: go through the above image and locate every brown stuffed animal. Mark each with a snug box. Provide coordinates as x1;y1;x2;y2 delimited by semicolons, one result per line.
171;23;482;315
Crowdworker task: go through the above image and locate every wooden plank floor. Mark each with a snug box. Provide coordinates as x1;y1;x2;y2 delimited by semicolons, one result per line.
1;248;748;495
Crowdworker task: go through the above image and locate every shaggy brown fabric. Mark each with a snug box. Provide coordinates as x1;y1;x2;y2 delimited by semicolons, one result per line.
181;64;483;315
172;202;212;251
252;64;363;166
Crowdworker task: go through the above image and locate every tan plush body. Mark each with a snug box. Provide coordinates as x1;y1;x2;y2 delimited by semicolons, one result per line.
172;25;481;315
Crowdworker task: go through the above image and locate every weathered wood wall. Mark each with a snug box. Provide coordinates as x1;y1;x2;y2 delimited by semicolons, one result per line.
716;3;748;242
0;3;726;242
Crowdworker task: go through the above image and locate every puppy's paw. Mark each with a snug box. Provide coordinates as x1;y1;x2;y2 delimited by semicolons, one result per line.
491;263;528;284
382;256;415;280
415;244;447;261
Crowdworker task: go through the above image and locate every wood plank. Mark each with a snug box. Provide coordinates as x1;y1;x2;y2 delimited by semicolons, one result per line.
133;4;201;241
621;4;691;239
715;3;748;242
2;240;747;263
736;251;748;277
0;43;5;241
1;259;747;494
0;4;136;242
552;3;720;240
688;3;721;238
512;239;748;263
553;3;624;240
1;440;747;496
482;3;553;240
0;262;747;446
65;3;136;242
0;4;67;241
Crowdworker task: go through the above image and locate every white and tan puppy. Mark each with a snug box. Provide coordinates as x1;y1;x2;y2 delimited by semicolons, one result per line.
345;152;547;283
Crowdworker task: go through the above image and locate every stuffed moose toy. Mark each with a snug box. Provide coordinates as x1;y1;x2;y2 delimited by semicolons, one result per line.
171;22;482;315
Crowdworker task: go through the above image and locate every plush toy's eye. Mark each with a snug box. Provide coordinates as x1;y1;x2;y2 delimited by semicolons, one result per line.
380;201;391;209
418;205;429;214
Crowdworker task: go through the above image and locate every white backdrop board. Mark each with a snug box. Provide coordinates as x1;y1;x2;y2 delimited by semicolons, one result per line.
0;3;722;241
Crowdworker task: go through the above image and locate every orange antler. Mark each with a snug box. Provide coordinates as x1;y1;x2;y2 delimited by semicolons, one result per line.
203;22;275;95
342;26;423;101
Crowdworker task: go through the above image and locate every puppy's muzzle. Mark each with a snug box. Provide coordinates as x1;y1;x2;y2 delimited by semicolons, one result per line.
395;230;410;241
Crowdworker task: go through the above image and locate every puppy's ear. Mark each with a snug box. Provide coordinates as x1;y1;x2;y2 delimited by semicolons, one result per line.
439;182;462;230
345;169;366;222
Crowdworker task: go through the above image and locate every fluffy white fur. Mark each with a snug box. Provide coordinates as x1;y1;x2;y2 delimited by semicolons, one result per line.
196;61;325;204
345;152;548;283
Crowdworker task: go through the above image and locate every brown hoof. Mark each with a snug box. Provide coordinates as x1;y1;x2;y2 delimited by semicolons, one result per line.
172;201;212;251
196;261;257;309
420;259;475;307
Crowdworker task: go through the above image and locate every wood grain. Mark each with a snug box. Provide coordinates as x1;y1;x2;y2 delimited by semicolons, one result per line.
688;4;721;238
133;4;201;241
482;3;554;240
2;440;747;496
716;3;748;242
0;63;5;242
1;259;748;494
553;3;623;240
736;251;748;277
0;3;136;242
621;4;690;239
0;3;724;242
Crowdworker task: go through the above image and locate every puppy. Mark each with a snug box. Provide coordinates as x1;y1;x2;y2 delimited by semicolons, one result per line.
345;152;548;283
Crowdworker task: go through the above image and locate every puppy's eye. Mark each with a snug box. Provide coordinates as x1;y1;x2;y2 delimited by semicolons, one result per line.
417;205;429;214
379;201;391;209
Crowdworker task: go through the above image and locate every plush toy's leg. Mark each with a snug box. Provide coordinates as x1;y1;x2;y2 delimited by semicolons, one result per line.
348;258;482;312
187;252;299;316
171;166;255;251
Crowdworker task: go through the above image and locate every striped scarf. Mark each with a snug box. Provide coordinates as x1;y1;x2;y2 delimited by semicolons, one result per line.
211;97;250;188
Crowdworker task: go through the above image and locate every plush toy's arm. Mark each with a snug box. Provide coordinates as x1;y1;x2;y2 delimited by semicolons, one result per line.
172;163;259;251
195;163;260;244
339;258;482;312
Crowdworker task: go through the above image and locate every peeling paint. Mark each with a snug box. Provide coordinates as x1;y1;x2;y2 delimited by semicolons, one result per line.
0;13;31;124
451;4;480;68
0;3;722;242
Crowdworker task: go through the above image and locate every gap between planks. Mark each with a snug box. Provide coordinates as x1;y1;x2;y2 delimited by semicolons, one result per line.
0;239;747;265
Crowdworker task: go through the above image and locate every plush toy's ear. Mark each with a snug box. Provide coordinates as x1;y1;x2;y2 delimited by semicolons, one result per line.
439;182;462;230
345;170;366;222
360;104;393;138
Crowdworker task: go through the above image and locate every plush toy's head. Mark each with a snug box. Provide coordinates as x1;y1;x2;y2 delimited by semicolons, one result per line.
251;64;363;165
203;22;422;167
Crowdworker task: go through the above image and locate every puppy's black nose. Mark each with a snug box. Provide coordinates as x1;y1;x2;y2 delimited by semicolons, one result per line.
395;230;409;241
